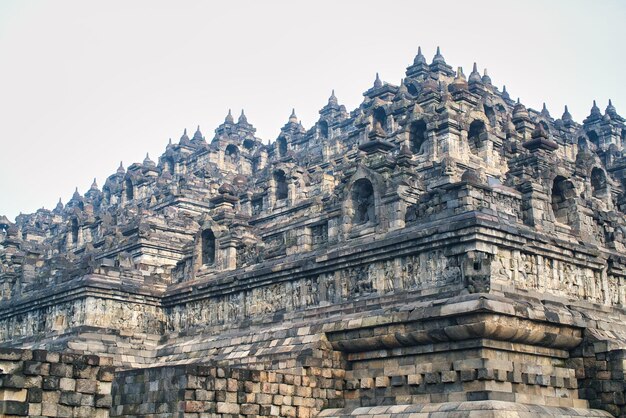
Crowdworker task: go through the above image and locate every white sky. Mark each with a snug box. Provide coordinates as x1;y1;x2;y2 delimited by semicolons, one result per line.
0;0;624;221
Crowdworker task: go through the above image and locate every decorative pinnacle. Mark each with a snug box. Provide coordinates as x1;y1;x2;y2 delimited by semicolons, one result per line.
374;73;382;89
238;109;248;124
413;46;426;65
180;128;190;143
289;108;298;123
225;109;234;123
328;89;338;105
143;152;151;164
562;105;573;122
192;125;203;141
432;46;445;64
455;66;466;80
481;68;492;85
590;100;602;117
469;62;482;83
541;102;551;117
90;178;98;190
606;99;617;115
117;161;125;174
501;85;510;100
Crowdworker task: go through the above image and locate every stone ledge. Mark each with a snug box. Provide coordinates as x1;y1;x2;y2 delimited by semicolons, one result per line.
318;400;613;417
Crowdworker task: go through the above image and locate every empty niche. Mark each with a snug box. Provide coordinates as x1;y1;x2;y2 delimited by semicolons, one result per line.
274;170;288;201
71;218;79;244
125;178;134;200
587;130;599;146
319;120;329;139
468;120;486;154
591;167;607;198
243;138;255;151
277;137;288;158
351;178;375;225
483;104;496;126
201;229;216;265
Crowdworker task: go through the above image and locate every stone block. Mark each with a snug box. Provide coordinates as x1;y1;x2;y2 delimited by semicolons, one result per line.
42;376;59;390
76;378;98;393
0;400;29;416
59;390;83;406
441;371;457;383
49;363;73;378
240;403;260;415
407;373;423;385
27;387;43;403
59;377;76;391
0;388;27;402
216;401;240;414
375;376;389;387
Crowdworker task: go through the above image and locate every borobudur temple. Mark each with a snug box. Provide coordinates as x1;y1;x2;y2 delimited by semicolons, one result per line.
1;47;626;417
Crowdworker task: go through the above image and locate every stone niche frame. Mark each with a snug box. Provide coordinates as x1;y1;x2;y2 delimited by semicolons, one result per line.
193;217;226;274
341;166;386;239
550;173;580;230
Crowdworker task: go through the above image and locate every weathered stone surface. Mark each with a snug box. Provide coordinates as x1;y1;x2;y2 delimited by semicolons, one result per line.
0;348;111;417
2;48;626;417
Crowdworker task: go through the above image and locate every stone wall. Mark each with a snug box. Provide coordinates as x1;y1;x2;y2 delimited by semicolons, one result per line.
0;347;113;417
568;341;626;417
111;362;345;417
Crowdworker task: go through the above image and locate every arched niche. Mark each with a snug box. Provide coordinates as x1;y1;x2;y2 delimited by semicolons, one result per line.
373;107;387;131
71;218;79;244
201;229;216;266
103;186;111;205
483;104;496;126
225;144;239;164
274;170;288;201
591;167;607;199
243;139;255;151
587;130;599;146
351;178;375;225
319;120;329;139
277;137;288;158
163;157;175;175
468;120;487;154
125;178;134;201
409;120;427;155
551;176;576;225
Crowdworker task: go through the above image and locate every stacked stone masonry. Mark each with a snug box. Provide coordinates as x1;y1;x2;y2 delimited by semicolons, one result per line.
111;362;344;418
0;348;113;417
2;46;626;416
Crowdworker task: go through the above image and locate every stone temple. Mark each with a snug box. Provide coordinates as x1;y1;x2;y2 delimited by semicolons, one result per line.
1;47;626;418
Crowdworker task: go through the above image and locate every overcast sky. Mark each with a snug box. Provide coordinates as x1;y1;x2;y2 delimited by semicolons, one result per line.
0;0;624;221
